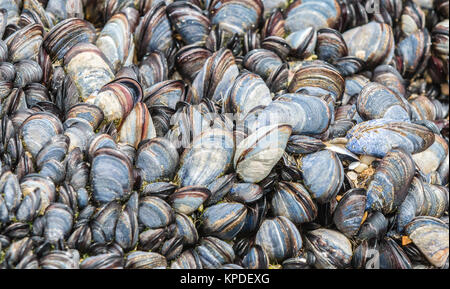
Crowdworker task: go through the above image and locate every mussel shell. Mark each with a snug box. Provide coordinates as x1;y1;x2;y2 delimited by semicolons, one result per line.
357;212;389;241
170;249;203;269
195;236;235;269
365;148;415;214
356;82;411;121
242;245;269;269
201;202;247;240
167;1;210;45
288;60;344;101
43;18;96;62
63;42;114;101
191;48;239;104
125;251;167;269
346;119;435;158
343;21;395;68
136;2;174;58
271;181;317;225
90;148;133;204
228;182;263;204
19;111;63;158
209;0;263;36
234;124;291;183
136;137;179;184
255;216;302;262
115;192;139;251
169;186;211;215
138;196;174;229
300;149;344;204
284;0;341;33
177;128;234;187
44;203;74;244
305;228;353;269
404;216;449;268
378;237;412;269
333;188;366;237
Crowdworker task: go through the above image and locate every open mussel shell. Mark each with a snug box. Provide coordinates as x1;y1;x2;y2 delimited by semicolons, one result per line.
405;216;449;268
365;148;415;214
356;82;411;121
333;188;366;238
234;124;292;183
135;137;179;185
284;0;341;33
346;119;435;158
177;128;234;187
271;181;317;225
255;216;302;262
343;21;395;68
201;202;247;240
299;149;344;204
305;228;353;269
90;147;133;204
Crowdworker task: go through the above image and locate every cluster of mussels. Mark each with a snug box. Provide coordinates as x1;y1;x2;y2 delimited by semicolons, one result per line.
0;0;449;269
